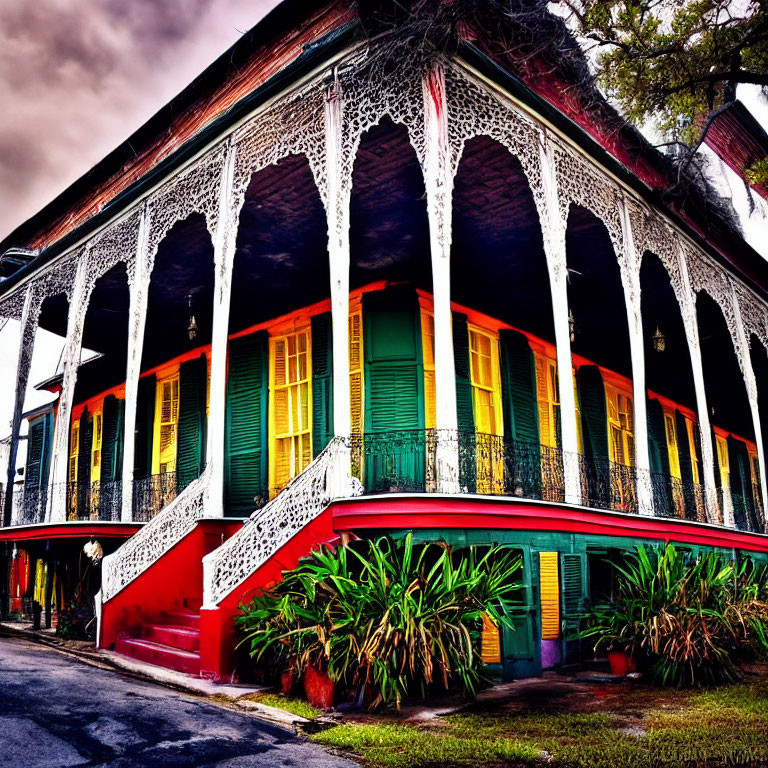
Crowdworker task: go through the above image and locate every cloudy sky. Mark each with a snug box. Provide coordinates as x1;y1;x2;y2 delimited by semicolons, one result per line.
0;0;281;241
0;0;280;447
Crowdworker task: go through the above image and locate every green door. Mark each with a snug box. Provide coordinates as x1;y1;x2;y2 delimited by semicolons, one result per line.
225;332;268;515
177;354;208;492
561;552;588;664
363;290;425;492
502;546;541;679
311;312;333;457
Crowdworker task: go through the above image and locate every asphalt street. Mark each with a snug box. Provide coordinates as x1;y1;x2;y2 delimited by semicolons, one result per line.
0;635;358;768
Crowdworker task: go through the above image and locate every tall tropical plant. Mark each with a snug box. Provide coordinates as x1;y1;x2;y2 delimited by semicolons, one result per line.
579;545;768;686
236;534;522;710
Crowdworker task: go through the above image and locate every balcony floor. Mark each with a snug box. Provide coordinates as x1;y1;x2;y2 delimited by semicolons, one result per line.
329;493;768;554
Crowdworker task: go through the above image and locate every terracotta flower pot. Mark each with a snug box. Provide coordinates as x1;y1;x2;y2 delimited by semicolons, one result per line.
281;668;297;697
304;665;335;710
607;649;636;676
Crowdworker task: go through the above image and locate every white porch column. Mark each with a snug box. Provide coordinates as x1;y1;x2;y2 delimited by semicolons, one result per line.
325;79;352;450
3;289;38;527
47;256;91;522
731;283;768;529
205;140;238;518
423;63;459;493
121;206;151;522
619;200;653;515
677;247;721;524
538;136;582;505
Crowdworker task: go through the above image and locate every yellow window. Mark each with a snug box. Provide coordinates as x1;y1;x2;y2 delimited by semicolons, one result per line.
535;354;559;449
270;329;312;496
573;369;585;454
539;552;560;641
421;309;436;431
349;305;364;480
686;419;701;484
716;435;730;489
91;409;103;485
468;327;502;436
69;421;80;485
606;386;634;467
469;326;503;493
665;414;681;479
153;373;180;475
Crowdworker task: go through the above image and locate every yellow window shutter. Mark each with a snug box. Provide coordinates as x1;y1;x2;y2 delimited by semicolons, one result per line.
535;354;552;448
422;308;436;430
349;309;364;436
480;613;501;664
540;552;560;640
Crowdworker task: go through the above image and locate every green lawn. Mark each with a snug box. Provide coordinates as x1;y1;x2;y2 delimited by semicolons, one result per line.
310;673;768;767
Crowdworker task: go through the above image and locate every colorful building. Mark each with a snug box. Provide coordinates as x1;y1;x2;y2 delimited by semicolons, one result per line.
1;0;768;678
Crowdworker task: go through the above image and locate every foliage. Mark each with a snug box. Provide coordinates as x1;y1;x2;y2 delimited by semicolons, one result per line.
236;534;522;710
55;605;96;641
312;674;768;767
578;544;768;686
559;0;768;147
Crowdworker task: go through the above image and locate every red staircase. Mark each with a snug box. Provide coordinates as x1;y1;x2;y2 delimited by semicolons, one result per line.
114;608;201;675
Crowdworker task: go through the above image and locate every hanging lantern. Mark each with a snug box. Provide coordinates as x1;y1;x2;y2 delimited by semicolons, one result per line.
568;309;576;343
187;294;198;341
652;325;666;353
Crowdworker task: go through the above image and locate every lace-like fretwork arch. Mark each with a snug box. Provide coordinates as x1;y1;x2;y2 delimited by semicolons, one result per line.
685;245;747;376
444;65;546;219
734;283;768;353
87;211;141;287
230;79;328;219
338;44;427;195
145;145;227;271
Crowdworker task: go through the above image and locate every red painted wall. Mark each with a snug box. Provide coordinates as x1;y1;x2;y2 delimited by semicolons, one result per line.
100;519;241;650
199;510;340;681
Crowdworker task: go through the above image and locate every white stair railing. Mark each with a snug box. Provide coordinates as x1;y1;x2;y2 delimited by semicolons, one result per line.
101;473;207;602
202;437;361;608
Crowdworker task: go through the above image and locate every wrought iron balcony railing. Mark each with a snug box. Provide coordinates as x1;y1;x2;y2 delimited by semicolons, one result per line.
66;480;122;522
132;472;179;523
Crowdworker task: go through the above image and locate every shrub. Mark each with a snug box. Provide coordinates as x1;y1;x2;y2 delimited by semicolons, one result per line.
579;544;768;686
236;534;522;710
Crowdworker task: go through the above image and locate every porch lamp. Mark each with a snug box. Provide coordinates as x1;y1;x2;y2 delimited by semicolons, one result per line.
652;325;666;353
187;294;198;341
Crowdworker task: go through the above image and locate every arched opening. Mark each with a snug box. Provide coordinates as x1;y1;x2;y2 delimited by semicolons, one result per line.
226;154;329;514
69;263;130;521
696;292;756;530
565;205;634;512
348;118;432;494
134;213;214;519
452;135;559;500
17;293;70;526
640;253;703;521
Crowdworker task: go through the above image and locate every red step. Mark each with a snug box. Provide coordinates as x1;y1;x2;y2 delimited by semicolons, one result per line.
115;635;200;675
163;609;200;629
140;623;200;652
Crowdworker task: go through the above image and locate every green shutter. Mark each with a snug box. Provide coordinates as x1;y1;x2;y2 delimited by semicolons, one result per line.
577;366;610;505
100;395;124;521
101;395;122;483
225;332;268;516
363;291;425;492
78;409;93;488
311;312;333;456
25;418;45;490
647;398;671;514
453;312;476;493
674;411;696;521
727;436;756;531
499;330;541;498
134;375;156;479
177;354;208;492
561;553;588;664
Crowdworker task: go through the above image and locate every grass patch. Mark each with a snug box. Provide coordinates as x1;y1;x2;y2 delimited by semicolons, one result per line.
311;676;768;767
242;692;321;720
